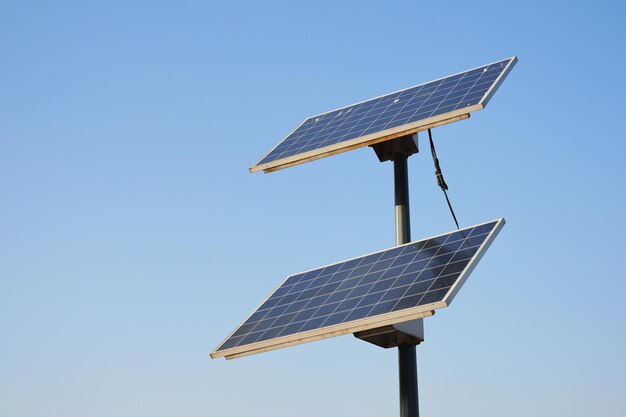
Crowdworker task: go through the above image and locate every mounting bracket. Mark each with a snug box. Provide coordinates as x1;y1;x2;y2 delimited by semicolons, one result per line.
370;134;419;163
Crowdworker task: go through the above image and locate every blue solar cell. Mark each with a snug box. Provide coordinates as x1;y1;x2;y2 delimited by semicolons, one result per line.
251;58;516;172
213;220;504;356
316;282;341;296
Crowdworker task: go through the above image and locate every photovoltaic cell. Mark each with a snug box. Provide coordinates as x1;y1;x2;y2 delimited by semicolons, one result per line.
211;219;504;359
250;57;517;173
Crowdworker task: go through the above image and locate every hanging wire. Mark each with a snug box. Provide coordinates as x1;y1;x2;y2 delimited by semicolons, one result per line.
428;129;460;230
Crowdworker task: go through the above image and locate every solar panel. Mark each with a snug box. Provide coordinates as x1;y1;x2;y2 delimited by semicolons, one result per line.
250;57;517;173
211;219;504;359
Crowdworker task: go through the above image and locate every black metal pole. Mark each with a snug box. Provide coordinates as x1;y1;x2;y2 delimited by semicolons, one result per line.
394;155;411;246
393;154;419;417
399;344;418;416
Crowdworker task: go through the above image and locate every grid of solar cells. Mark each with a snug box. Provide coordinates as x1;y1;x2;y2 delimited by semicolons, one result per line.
216;221;499;353
255;58;513;167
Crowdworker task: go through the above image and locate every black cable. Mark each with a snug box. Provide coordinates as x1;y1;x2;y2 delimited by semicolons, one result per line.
428;129;460;230
442;188;460;230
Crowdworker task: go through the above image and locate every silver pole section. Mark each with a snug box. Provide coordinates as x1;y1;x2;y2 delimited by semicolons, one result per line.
394;154;419;417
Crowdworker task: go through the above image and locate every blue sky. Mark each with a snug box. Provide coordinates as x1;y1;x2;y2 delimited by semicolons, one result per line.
1;1;625;416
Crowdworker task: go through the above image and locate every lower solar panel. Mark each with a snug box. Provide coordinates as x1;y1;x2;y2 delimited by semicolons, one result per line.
211;219;504;359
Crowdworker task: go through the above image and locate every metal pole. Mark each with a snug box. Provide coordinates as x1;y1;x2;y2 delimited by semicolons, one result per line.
393;154;419;417
394;154;411;246
399;344;418;417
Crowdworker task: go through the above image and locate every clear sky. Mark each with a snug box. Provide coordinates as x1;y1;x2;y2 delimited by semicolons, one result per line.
1;1;625;416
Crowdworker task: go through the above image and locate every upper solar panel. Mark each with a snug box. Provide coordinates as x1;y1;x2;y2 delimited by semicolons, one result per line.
250;57;517;173
211;219;504;359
